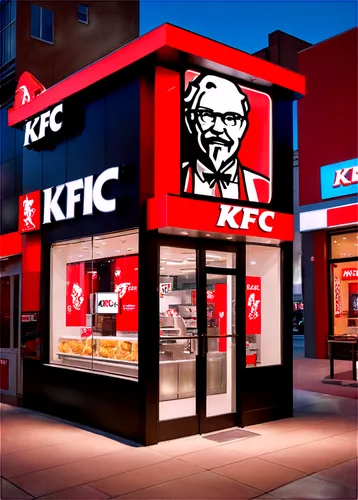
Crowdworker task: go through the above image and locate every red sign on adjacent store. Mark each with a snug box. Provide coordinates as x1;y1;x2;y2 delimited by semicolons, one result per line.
113;256;138;332
18;190;41;233
246;276;261;335
342;268;358;280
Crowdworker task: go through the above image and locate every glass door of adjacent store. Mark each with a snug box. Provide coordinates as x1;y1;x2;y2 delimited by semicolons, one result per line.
0;273;21;399
158;246;238;435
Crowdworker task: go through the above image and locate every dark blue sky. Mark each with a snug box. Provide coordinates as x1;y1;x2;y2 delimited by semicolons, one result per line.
140;0;356;53
140;0;356;149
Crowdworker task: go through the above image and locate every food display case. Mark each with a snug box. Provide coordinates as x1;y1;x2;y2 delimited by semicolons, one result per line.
56;336;138;378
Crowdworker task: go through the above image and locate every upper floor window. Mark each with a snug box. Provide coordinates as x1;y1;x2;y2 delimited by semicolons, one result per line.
0;0;16;67
78;4;88;24
31;4;53;44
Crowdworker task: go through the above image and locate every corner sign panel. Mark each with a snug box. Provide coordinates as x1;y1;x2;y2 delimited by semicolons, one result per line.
148;195;294;242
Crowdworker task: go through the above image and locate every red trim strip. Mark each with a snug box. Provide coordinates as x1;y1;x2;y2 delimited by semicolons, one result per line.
327;203;358;228
0;232;22;258
9;24;305;127
154;67;181;197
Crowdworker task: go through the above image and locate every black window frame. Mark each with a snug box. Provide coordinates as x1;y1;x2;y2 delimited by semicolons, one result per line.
0;0;16;67
78;3;88;24
30;4;54;45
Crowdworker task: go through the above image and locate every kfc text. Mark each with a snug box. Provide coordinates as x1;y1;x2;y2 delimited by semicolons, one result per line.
24;103;63;147
43;167;119;224
98;300;118;308
333;166;358;187
217;205;275;232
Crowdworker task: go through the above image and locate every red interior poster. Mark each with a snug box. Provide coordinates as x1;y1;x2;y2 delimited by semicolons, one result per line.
246;276;261;335
66;263;86;326
348;282;358;318
114;256;138;332
214;283;227;352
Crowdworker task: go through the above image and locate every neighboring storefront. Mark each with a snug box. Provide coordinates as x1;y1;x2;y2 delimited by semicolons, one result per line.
6;24;304;445
298;28;358;359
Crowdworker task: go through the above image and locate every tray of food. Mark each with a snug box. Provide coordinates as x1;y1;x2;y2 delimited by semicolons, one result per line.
57;336;138;363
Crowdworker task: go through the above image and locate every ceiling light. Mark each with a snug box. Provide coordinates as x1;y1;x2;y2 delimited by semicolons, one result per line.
333;240;337;243
181;231;189;235
355;244;358;247
226;236;233;240
342;237;347;240
337;243;340;246
207;254;223;259
116;249;121;253
250;260;256;265
83;247;88;250
127;248;132;251
102;242;106;245
206;234;211;237
78;254;83;258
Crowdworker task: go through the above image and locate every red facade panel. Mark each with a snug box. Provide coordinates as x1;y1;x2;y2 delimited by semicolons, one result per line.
298;28;358;206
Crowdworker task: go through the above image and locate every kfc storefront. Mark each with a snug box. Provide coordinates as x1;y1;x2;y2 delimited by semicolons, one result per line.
7;24;304;444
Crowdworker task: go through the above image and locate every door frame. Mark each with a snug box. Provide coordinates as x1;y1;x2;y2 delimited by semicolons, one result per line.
157;236;246;440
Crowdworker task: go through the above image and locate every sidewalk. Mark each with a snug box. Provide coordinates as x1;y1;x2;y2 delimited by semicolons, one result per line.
1;364;357;499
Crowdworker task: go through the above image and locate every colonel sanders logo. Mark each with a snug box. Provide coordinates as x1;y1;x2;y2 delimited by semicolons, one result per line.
115;282;137;298
71;282;84;310
22;195;36;229
182;73;269;202
248;293;260;320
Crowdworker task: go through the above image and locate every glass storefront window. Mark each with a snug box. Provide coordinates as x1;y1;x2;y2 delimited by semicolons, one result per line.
330;232;358;260
206;251;236;268
50;231;139;380
246;245;281;367
159;246;197;421
330;231;358;336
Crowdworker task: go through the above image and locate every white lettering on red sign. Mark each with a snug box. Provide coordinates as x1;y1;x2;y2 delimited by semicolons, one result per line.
333;167;358;187
247;284;260;291
24;103;63;147
216;205;275;232
43;167;119;224
342;268;358;279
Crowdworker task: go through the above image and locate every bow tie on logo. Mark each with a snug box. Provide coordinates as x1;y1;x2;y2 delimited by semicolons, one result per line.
203;171;232;189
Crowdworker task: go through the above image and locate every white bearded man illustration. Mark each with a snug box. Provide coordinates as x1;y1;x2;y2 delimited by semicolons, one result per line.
182;74;269;201
23;195;36;229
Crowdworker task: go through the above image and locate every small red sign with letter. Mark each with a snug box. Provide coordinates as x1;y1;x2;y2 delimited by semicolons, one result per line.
19;190;41;233
246;276;261;335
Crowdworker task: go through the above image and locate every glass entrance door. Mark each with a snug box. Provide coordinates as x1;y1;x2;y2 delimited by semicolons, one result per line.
205;273;236;418
158;245;239;438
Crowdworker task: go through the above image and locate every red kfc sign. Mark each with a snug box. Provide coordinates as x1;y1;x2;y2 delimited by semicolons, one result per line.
183;70;271;203
19;191;41;233
342;268;358;280
246;276;261;335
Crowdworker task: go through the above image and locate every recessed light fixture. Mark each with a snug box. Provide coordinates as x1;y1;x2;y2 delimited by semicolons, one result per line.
116;249;121;253
206;234;211;237
127;247;132;251
181;231;189;236
334;240;337;243
250;260;256;265
227;236;233;240
343;237;347;240
337;243;340;246
102;242;106;245
78;254;83;258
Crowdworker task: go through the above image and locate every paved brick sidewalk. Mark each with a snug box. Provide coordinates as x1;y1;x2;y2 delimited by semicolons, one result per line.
1;388;357;500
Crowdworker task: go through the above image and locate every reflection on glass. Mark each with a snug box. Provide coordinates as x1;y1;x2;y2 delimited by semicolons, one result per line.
330;232;358;260
331;261;358;336
50;232;139;379
206;274;236;417
206;251;236;269
159;247;197;421
246;245;281;367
